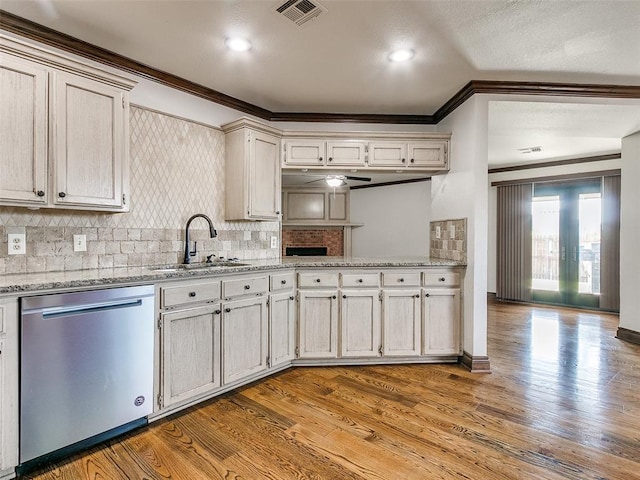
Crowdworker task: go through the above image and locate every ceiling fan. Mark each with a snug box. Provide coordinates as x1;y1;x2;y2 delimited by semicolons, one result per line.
303;174;372;187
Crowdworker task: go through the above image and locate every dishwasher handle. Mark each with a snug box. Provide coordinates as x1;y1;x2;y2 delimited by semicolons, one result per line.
41;299;143;319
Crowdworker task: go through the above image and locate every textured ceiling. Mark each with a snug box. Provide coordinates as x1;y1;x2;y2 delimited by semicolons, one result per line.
2;0;639;167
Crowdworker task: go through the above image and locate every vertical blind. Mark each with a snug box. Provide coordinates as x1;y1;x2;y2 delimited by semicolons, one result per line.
496;183;533;302
600;175;621;311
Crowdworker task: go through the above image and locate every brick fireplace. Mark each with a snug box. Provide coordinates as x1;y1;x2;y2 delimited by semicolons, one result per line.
282;228;344;256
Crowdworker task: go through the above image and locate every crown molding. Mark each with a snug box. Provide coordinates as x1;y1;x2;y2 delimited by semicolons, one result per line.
488;153;621;174
2;10;639;125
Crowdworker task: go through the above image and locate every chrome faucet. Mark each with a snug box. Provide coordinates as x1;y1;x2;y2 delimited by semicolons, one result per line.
183;214;217;264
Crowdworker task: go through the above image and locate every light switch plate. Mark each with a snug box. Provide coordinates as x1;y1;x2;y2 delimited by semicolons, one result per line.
270;236;278;249
8;233;26;255
73;234;87;252
435;226;441;239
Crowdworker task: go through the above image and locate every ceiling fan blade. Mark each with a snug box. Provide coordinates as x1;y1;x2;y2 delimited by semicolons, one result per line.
345;175;371;182
303;178;326;184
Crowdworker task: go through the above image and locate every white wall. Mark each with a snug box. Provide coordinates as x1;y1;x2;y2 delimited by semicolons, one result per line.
433;95;489;357
486;157;623;293
350;181;431;257
619;131;640;333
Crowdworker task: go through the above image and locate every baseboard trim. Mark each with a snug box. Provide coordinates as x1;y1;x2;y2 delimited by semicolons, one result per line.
616;327;640;346
459;351;492;373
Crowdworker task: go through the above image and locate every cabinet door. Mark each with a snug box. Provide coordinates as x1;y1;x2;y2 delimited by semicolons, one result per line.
368;142;407;167
53;72;126;209
269;292;296;368
0;299;20;472
340;290;381;358
382;289;421;357
222;296;268;384
0;56;48;206
298;290;338;358
408;142;447;168
249;130;280;219
423;288;461;355
161;304;221;408
326;141;366;166
284;140;325;166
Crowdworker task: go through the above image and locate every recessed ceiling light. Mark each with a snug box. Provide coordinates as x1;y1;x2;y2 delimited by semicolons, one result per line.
388;49;414;62
225;37;252;52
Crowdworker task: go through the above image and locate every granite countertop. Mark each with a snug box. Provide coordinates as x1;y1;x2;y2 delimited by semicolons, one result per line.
0;256;465;294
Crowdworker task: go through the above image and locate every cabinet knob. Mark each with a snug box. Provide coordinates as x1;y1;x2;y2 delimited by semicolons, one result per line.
415;294;420;298
244;285;251;290
36;190;45;197
318;157;323;162
58;192;66;198
281;280;287;285
315;278;321;283
439;277;446;282
225;307;231;313
188;292;196;297
425;293;430;298
401;158;406;163
399;278;404;282
328;157;333;162
357;278;363;283
410;158;415;163
289;296;294;301
214;309;221;315
342;294;347;299
275;211;280;215
332;295;337;299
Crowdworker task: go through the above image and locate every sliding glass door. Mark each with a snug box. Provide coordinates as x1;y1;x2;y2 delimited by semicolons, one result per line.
531;180;601;308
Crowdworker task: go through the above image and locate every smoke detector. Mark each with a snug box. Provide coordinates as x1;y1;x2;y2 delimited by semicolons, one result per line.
275;0;327;27
518;146;543;154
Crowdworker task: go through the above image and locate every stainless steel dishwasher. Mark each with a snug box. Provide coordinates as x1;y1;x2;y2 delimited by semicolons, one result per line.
19;285;155;468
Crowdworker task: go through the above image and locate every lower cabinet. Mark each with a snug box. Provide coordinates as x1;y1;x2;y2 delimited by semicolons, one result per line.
161;304;221;408
423;288;461;355
0;297;18;476
381;289;421;357
269;291;296;368
298;290;339;358
340;290;381;358
222;295;269;384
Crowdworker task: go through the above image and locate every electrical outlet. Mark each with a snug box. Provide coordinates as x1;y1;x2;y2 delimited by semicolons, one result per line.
73;234;87;252
435;226;441;239
270;236;278;249
449;224;456;238
8;233;26;255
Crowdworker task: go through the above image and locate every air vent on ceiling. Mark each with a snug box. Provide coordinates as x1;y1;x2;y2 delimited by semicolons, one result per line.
518;146;543;154
275;0;326;26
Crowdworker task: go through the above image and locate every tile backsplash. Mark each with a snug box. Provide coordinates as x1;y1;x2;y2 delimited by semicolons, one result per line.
430;218;467;263
0;106;279;275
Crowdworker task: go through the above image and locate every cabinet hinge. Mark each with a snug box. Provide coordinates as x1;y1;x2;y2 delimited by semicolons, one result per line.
122;96;125;109
378;291;383;302
295;346;300;358
296;293;299;302
157;316;162;329
378;344;383;356
266;298;270;307
122;193;126;205
266;356;271;368
157;394;163;407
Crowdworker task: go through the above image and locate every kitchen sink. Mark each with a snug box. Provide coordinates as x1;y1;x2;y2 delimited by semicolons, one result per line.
149;262;250;273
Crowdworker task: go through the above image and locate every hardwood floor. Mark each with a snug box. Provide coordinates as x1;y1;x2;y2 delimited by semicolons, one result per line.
25;300;639;480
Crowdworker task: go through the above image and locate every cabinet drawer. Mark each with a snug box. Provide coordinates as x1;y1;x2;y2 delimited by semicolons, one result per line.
270;272;295;291
161;281;221;308
298;272;339;288
223;276;269;298
382;272;421;287
341;273;379;288
423;272;460;287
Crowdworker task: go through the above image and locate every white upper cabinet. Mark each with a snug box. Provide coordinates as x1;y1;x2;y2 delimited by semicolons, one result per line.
223;119;282;221
282;132;450;173
53;73;126;208
0;56;48;206
0;35;136;211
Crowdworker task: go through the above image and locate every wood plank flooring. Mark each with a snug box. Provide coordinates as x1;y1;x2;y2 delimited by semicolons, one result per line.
25;300;640;479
